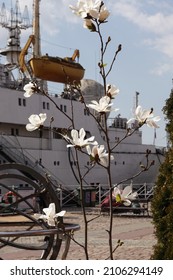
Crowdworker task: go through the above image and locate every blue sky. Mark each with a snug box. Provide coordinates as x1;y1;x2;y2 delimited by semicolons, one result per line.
1;0;173;148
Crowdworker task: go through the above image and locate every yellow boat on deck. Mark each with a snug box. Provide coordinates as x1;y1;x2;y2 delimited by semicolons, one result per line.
19;34;85;84
29;55;85;84
19;1;85;84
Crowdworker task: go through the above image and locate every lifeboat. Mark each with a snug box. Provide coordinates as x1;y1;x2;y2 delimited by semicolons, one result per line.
19;1;85;84
29;55;85;84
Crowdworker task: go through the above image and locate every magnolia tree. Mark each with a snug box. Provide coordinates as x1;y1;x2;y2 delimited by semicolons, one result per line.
23;0;160;260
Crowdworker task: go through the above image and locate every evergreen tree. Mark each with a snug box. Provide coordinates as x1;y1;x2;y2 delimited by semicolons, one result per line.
151;87;173;259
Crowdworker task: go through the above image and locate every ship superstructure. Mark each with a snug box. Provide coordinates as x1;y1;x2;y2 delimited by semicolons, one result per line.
0;1;164;194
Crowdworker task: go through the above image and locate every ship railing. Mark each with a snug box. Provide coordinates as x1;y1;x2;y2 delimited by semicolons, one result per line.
0;134;64;186
0;135;45;172
56;183;155;208
56;187;79;208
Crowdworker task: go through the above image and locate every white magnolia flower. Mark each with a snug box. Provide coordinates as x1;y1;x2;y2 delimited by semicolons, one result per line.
23;82;39;98
86;145;114;167
127;105;160;128
26;113;47;131
83;18;96;31
69;0;110;22
65;128;98;148
113;185;138;206
69;0;87;18
86;96;119;113
106;84;120;99
34;203;66;227
99;5;110;22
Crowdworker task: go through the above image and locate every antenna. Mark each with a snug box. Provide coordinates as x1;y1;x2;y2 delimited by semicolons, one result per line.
0;0;32;68
0;2;7;26
132;91;140;115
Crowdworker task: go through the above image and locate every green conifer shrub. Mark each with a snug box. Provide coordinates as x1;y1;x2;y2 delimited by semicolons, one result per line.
151;88;173;259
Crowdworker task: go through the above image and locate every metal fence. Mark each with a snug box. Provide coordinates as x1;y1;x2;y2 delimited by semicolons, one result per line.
56;183;155;208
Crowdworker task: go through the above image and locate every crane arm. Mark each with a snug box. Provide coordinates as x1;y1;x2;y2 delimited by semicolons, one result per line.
64;49;80;62
71;49;80;61
19;35;35;74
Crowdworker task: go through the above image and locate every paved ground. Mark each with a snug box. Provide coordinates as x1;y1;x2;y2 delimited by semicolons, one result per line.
0;209;156;260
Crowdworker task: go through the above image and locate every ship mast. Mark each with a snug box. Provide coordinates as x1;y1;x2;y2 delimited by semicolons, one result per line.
32;0;41;57
0;0;31;69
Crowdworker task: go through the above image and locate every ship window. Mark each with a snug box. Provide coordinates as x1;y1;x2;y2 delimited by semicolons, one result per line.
84;108;90;116
11;128;14;135
11;128;19;136
43;102;46;109
60;104;67;112
123;161;125;165
47;103;50;110
18;98;26;107
114;161;116;165
18;98;22;106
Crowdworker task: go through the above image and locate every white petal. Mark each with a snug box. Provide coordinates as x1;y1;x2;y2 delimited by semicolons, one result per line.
91;100;99;105
54;210;66;217
122;185;132;198
99;156;108;167
86;145;92;155
71;129;78;142
24;90;33;98
128;192;138;200
79;128;86;140
123;199;131;206
34;213;43;219
99;9;110;21
23;82;32;91
135;105;142;115
127;117;135;124
97;145;105;155
39;113;47;123
87;104;98;110
153;116;161;121
114;187;121;196
26;123;38;131
47;218;56;227
90;140;98;146
43;203;55;217
34;213;47;221
67;144;75;148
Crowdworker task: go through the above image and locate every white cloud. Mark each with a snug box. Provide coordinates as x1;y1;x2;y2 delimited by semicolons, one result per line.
111;0;173;34
150;63;172;76
39;0;79;36
111;0;173;75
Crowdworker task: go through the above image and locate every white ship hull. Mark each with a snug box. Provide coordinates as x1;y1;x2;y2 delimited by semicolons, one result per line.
0;0;164;192
0;79;164;190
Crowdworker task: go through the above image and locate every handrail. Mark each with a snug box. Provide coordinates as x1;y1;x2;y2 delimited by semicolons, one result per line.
0;134;64;185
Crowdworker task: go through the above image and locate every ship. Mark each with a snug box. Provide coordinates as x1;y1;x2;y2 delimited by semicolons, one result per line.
0;0;165;197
